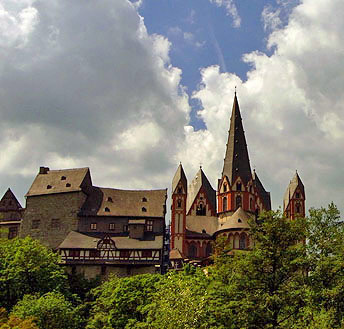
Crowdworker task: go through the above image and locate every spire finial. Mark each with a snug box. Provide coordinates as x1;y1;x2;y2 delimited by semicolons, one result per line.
234;86;237;96
199;161;202;169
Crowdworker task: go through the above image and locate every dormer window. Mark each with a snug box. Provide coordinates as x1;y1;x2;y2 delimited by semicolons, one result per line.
105;207;110;212
107;197;113;202
66;183;71;187
237;182;242;191
238;218;242;223
61;176;66;180
47;185;52;189
142;207;147;212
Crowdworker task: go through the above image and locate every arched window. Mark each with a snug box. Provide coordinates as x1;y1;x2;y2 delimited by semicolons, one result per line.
239;234;247;250
188;244;197;258
177;199;182;208
223;183;227;192
142;197;147;202
236;195;242;209
237;182;242;191
196;202;206;216
234;234;240;249
249;198;253;210
295;203;301;214
177;187;182;194
205;243;212;257
223;197;227;212
228;234;234;249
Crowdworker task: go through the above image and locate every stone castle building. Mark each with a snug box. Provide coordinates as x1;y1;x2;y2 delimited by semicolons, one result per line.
19;167;168;278
170;93;306;266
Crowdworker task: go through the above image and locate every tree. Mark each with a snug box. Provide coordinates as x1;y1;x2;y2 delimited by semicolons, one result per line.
209;210;308;329
0;308;38;329
11;292;82;329
0;237;67;310
86;273;163;329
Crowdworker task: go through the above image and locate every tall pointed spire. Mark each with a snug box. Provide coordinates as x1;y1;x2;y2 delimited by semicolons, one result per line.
172;163;187;194
222;93;252;185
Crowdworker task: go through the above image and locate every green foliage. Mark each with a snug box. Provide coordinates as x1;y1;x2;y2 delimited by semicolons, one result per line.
86;273;163;329
0;307;38;329
0;237;67;310
144;269;210;329
11;292;82;329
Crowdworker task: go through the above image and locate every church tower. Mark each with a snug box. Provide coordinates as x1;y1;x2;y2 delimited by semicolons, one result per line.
217;93;271;217
170;164;187;255
284;171;305;219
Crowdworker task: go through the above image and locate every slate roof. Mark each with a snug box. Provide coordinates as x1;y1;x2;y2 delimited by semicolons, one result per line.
58;230;163;249
0;188;22;211
172;163;187;194
186;215;218;236
283;171;305;211
80;187;167;218
222;94;252;185
26;167;90;197
186;168;216;215
252;170;271;211
216;207;251;234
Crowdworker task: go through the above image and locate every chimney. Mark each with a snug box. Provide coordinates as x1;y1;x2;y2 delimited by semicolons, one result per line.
39;167;49;174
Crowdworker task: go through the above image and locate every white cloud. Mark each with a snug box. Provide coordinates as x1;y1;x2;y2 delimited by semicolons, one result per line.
0;0;190;200
179;0;344;213
209;0;241;28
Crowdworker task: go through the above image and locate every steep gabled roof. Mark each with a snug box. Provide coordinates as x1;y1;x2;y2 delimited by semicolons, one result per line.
216;207;251;233
252;170;271;211
222;93;252;185
283;171;305;211
80;187;167;218
0;188;22;211
186;168;216;215
172;163;187;194
26;167;91;197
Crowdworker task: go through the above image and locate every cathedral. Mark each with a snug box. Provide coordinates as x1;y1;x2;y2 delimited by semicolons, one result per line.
170;93;306;265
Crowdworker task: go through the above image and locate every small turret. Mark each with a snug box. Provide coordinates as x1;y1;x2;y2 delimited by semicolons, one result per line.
283;171;305;219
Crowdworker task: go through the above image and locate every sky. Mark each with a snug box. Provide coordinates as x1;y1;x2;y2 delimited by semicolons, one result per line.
0;0;343;217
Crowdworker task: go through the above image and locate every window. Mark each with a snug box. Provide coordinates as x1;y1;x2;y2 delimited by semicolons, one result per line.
51;218;60;229
250;198;253;210
61;176;66;180
105;207;110;212
223;197;227;212
142;197;147;202
223;183;227;192
69;250;80;257
107;197;113;202
89;250;100;258
123;225;128;232
188;244;197;258
90;223;97;230
8;227;18;239
202;229;206;234
239;234;247;250
177;187;182;194
238;218;242;223
196;203;206;216
146;220;153;232
295;192;300;199
142;207;147;212
295;203;301;214
31;220;40;229
109;223;115;231
142;250;152;258
205;243;212;257
120;250;130;258
177;199;182;208
235;195;242;209
46;185;52;189
66;183;71;187
237;182;242;191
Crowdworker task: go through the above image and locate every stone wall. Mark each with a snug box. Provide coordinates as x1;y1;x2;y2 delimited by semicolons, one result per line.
20;191;87;249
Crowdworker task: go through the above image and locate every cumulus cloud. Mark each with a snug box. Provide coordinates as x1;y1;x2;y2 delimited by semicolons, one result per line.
209;0;241;28
179;0;344;213
0;0;190;200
